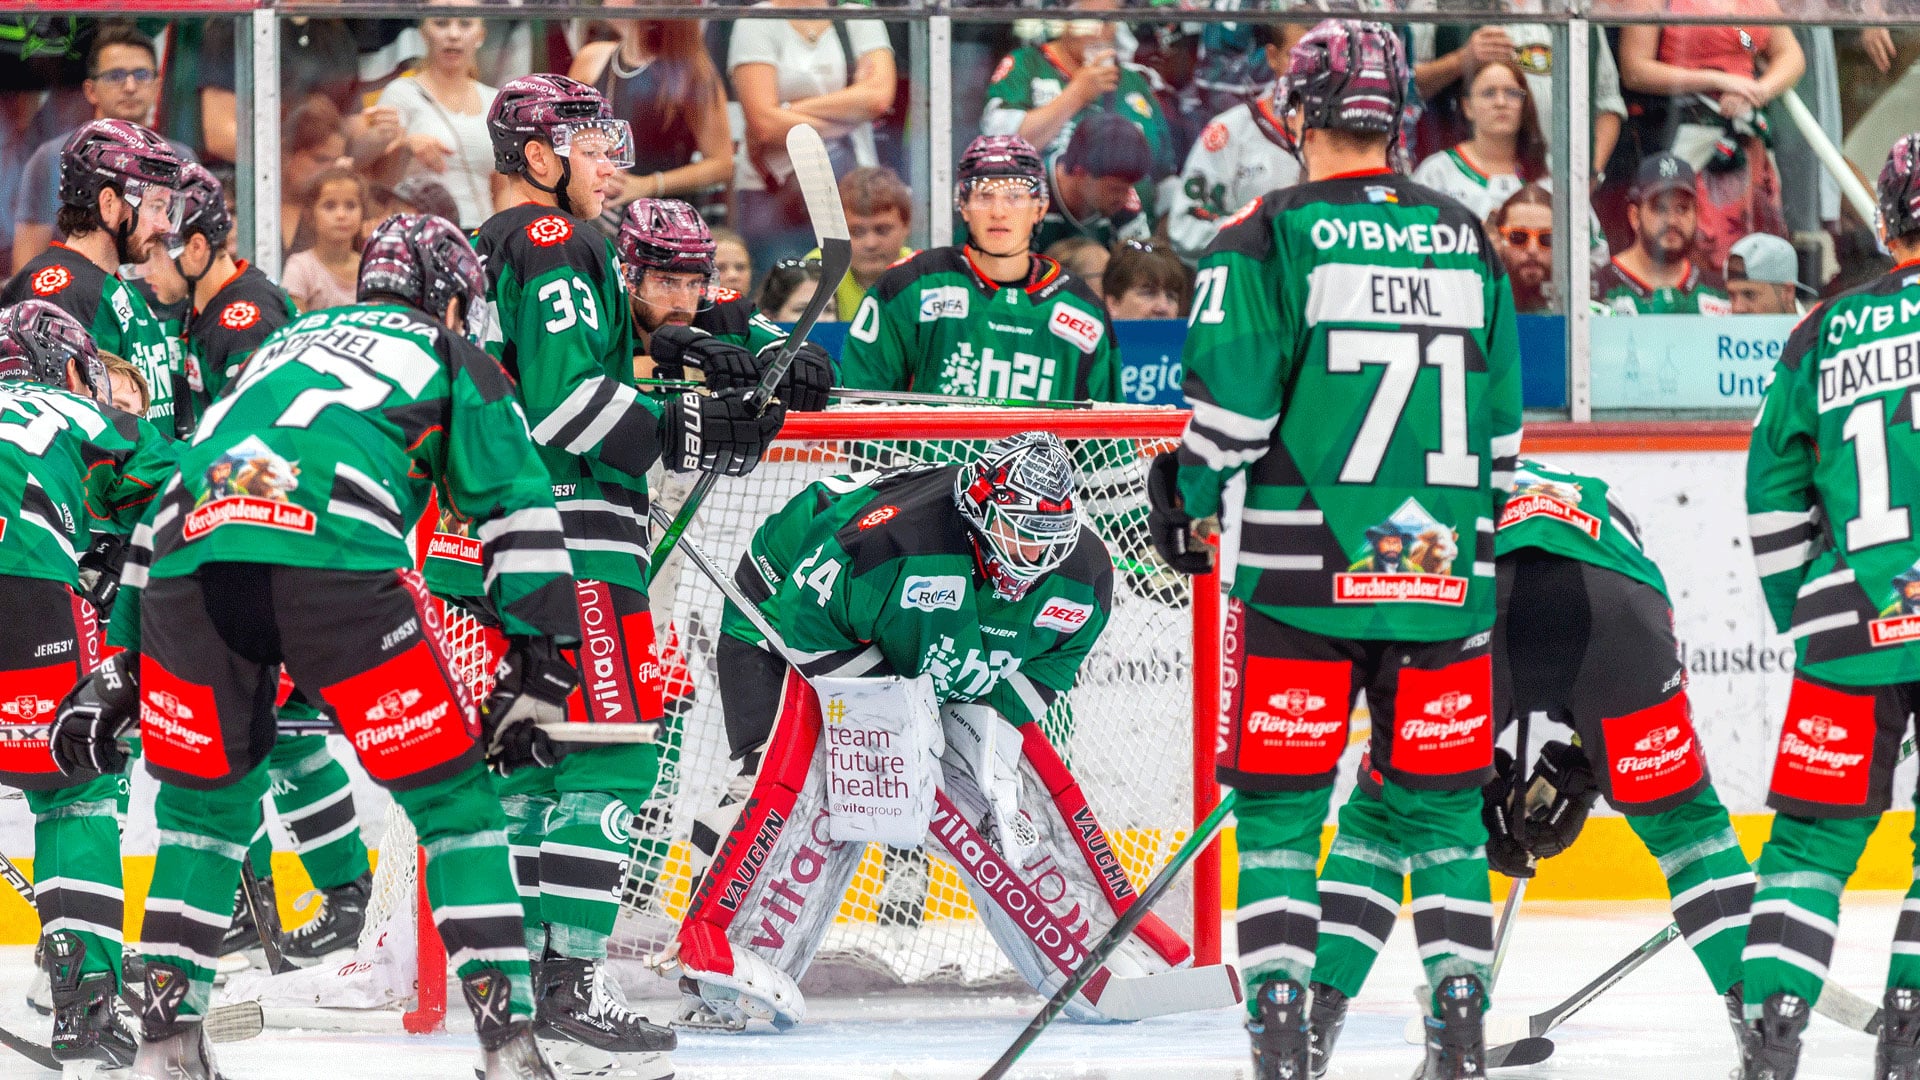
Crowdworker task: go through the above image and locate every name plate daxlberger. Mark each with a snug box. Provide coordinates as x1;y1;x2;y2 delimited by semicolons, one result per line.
1590;313;1799;411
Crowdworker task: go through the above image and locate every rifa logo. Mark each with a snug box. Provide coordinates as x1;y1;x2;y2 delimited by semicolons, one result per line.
901;575;965;612
919;285;968;323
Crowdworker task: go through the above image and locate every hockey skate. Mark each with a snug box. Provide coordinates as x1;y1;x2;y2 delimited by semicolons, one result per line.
1723;983;1755;1077
1415;974;1487;1080
1877;987;1920;1079
1246;979;1310;1080
25;937;50;1016
535;957;675;1079
465;969;561;1080
132;960;220;1080
673;976;746;1033
1739;992;1807;1080
279;871;370;965
45;931;136;1070
1307;982;1348;1078
214;878;271;978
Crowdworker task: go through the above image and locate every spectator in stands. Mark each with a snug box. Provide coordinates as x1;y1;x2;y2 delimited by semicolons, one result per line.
1168;25;1299;265
1725;231;1813;315
571;14;732;220
1035;113;1154;253
201;13;371;168
1491;183;1554;315
12;25;195;274
100;351;150;416
1411;25;1627;173
730;0;897;267
1618;8;1802;270
712;226;753;295
380;174;462;227
757;257;829;323
374;7;505;230
814;166;914;320
1412;59;1545;222
1103;240;1188;320
1593;153;1732;315
1046;236;1109;300
0;91;41;274
282;167;367;313
279;99;351;254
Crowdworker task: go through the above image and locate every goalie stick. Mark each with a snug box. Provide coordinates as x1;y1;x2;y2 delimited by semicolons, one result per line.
636;379;1088;411
648;123;851;572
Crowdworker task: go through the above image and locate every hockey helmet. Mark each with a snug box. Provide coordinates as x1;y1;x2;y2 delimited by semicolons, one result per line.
487;74;633;176
58;118;186;228
167;162;232;255
619;198;716;288
0;300;107;400
358;213;493;344
1271;20;1407;155
955;431;1081;601
1881;133;1920;245
956;134;1048;206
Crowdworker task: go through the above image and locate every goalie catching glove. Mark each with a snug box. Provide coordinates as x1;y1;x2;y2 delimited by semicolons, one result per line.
662;387;785;476
1146;452;1215;575
482;636;578;774
651;325;831;413
50;651;140;777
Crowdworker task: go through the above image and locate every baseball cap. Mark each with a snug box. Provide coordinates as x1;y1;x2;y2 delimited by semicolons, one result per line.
1631;152;1697;202
1726;232;1815;297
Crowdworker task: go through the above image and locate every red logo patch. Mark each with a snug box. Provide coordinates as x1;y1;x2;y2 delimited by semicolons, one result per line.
1601;693;1703;805
1219;197;1263;231
30;266;70;297
565;580;665;728
219;301;261;331
1230;656;1351;776
1770;678;1878;808
858;505;899;530
321;641;474;783
181;497;317;542
713;286;741;304
1202;122;1230;153
426;532;483;565
527;215;572;247
0;661;74;778
1391;656;1493;776
991;56;1015;83
140;657;228;780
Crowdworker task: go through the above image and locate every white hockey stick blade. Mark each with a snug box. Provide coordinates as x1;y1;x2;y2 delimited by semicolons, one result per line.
205;1000;265;1043
1088;964;1241;1021
1814;979;1882;1033
1402;1011;1531;1046
787;124;850;244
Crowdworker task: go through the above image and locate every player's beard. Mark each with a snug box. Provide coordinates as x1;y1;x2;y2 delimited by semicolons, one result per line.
637;295;695;335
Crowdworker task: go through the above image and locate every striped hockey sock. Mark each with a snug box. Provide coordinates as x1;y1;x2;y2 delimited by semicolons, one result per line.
1386;784;1495;1006
26;774;127;983
1313;785;1408;1001
1743;812;1876;1017
1233;788;1331;1017
540;790;636;959
1631;788;1753;994
144;766;271;1017
267;734;370;890
502;792;553;955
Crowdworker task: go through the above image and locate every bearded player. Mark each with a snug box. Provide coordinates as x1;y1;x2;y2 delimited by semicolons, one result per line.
1149;21;1524;1080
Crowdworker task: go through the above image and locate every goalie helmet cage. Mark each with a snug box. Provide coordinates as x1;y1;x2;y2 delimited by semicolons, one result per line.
239;406;1222;1031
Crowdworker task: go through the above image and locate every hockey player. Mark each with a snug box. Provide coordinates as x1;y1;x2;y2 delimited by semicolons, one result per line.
0;120;187;431
1738;131;1920;1080
839;135;1121;404
475;74;783;1078
673;431;1197;1029
0;300;177;1071
1167;26;1301;265
1305;459;1756;1075
50;213;584;1080
1148;21;1524;1080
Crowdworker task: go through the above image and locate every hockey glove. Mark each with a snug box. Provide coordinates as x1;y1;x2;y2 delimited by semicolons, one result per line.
754;339;833;413
481;637;577;775
77;534;128;619
51;652;140;777
661;389;786;477
1519;740;1601;859
1480;748;1534;878
1146;451;1215;575
651;325;757;386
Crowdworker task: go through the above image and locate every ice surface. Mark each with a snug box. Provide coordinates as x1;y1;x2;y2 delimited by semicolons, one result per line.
0;896;1904;1079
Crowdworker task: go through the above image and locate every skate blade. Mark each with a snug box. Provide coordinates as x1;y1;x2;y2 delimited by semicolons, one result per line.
536;1038;673;1080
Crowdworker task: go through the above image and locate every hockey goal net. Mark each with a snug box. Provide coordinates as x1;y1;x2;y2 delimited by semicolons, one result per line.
239;405;1221;1028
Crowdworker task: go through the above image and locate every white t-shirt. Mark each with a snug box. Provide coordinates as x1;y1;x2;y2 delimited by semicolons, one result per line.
1412;146;1525;222
376;75;501;229
728;9;891;192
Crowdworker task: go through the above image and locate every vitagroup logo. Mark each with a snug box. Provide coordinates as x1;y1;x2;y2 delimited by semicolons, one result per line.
901;575;965;612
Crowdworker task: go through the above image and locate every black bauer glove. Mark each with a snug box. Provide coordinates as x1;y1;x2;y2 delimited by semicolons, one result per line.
482;637;578;776
754;339;832;413
661;389;786;477
77;533;128;619
1520;740;1602;859
51;652;140;777
1146;451;1215;575
651;324;757;387
1480;747;1534;879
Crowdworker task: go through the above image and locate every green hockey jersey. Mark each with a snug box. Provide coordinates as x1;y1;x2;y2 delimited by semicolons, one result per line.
721;463;1112;727
113;303;577;650
0;383;176;587
1495;459;1667;597
1591;257;1732;316
1176;169;1526;642
1747;262;1920;685
1;244;181;429
840;247;1120;403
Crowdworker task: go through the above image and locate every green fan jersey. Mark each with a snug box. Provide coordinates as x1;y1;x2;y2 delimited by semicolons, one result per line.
982;43;1176;214
1591;256;1732;316
0;382;177;587
113;303;577;651
1176;169;1525;642
1;244;181;428
721;463;1112;727
840;247;1120;403
184;262;299;416
1747;261;1920;685
1495;459;1667;598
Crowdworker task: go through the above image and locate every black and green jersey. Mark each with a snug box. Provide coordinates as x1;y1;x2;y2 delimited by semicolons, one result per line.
1747;261;1920;685
1176;169;1525;642
1592;257;1732;316
1495;458;1666;597
983;43;1176;213
688;286;788;357
840;247;1120;403
0;382;176;587
113;303;577;651
1;244;181;428
186;262;299;410
722;463;1112;727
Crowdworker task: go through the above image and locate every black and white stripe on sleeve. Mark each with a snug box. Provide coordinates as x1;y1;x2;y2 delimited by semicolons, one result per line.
528;376;662;477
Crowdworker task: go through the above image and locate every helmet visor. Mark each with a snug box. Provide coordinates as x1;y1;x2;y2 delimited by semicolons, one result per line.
626;266;716;317
124;180;185;234
551;120;635;170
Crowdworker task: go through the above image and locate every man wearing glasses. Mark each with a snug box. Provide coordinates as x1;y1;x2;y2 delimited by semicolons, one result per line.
12;26;195;275
1489;184;1555;315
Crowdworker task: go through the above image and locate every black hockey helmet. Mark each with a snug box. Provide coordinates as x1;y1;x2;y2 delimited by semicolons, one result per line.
167;161;232;256
0;300;107;400
955;431;1081;601
358;213;492;343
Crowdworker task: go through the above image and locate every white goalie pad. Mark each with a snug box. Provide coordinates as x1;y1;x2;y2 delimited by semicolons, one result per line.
810;674;943;847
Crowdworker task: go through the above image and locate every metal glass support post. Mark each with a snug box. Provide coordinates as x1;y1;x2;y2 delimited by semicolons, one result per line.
929;14;954;250
1566;18;1594;421
251;8;282;279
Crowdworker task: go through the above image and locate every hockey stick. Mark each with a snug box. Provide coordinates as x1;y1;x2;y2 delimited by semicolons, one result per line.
238;862;293;976
648;124;850;572
636;379;1089;411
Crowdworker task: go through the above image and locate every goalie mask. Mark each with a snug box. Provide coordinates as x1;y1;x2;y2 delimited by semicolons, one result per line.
0;300;107;401
955;431;1081;601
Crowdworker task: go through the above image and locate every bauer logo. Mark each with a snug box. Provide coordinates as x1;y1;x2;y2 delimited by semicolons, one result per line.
901;575;965;612
1048;306;1104;352
919;285;969;323
1034;598;1093;633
